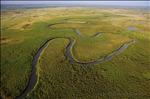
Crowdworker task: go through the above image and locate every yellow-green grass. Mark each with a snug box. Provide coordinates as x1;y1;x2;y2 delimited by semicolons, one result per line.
95;38;150;98
73;33;130;62
26;38;127;99
27;36;150;99
1;7;150;99
26;38;70;98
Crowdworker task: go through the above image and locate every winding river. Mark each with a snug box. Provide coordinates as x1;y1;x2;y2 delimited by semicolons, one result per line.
65;38;135;65
16;35;135;99
16;39;53;99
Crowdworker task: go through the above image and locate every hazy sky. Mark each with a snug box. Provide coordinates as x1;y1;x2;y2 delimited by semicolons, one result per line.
1;1;149;7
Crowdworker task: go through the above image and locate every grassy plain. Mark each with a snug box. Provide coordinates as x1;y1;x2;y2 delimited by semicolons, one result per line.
1;7;150;99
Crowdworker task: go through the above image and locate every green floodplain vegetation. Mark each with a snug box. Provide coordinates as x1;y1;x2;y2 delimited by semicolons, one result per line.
1;7;150;99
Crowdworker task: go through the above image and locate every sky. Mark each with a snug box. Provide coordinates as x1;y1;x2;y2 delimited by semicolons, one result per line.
1;1;149;7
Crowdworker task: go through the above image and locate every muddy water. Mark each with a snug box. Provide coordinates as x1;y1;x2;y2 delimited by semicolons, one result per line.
92;32;102;37
128;26;138;31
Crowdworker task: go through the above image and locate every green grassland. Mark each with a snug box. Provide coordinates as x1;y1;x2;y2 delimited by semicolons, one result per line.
1;7;150;99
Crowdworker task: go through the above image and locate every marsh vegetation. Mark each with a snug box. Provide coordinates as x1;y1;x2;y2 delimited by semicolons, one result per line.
1;7;150;99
